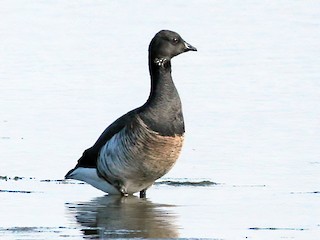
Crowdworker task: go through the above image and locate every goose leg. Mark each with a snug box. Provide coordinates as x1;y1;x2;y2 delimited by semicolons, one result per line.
140;189;146;198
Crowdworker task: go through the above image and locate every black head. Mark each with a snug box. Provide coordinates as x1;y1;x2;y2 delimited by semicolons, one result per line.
149;30;197;62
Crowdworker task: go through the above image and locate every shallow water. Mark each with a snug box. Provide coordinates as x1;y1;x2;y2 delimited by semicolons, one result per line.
0;178;319;239
1;1;320;239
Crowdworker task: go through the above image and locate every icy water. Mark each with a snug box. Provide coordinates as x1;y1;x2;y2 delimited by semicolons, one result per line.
1;1;320;239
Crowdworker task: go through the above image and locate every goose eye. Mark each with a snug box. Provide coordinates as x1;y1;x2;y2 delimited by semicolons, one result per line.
172;38;179;44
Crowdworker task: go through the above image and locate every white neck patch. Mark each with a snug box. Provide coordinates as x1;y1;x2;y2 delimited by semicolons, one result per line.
154;58;167;67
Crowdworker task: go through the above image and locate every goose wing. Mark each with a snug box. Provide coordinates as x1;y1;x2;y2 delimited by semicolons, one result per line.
66;109;138;176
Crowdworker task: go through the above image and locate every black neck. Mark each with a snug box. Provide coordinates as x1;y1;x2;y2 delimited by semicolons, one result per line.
147;56;173;106
139;54;184;136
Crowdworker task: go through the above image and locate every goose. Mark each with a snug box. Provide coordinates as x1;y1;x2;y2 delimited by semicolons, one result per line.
65;30;197;197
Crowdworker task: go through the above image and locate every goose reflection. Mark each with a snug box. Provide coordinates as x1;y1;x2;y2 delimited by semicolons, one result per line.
66;195;179;238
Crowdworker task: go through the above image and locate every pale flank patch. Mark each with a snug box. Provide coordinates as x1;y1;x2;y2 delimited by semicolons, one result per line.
67;167;120;195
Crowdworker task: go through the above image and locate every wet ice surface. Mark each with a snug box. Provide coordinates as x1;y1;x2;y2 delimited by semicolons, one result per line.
1;0;320;239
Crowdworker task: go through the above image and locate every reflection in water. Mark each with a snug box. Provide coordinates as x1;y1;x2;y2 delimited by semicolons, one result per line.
66;196;179;238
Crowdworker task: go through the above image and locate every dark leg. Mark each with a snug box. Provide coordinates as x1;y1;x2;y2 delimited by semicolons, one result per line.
139;189;146;198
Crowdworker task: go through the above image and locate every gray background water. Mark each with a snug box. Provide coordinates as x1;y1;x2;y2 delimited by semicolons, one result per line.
0;1;319;239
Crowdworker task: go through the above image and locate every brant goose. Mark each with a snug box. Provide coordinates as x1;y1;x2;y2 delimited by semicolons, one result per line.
65;30;197;197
